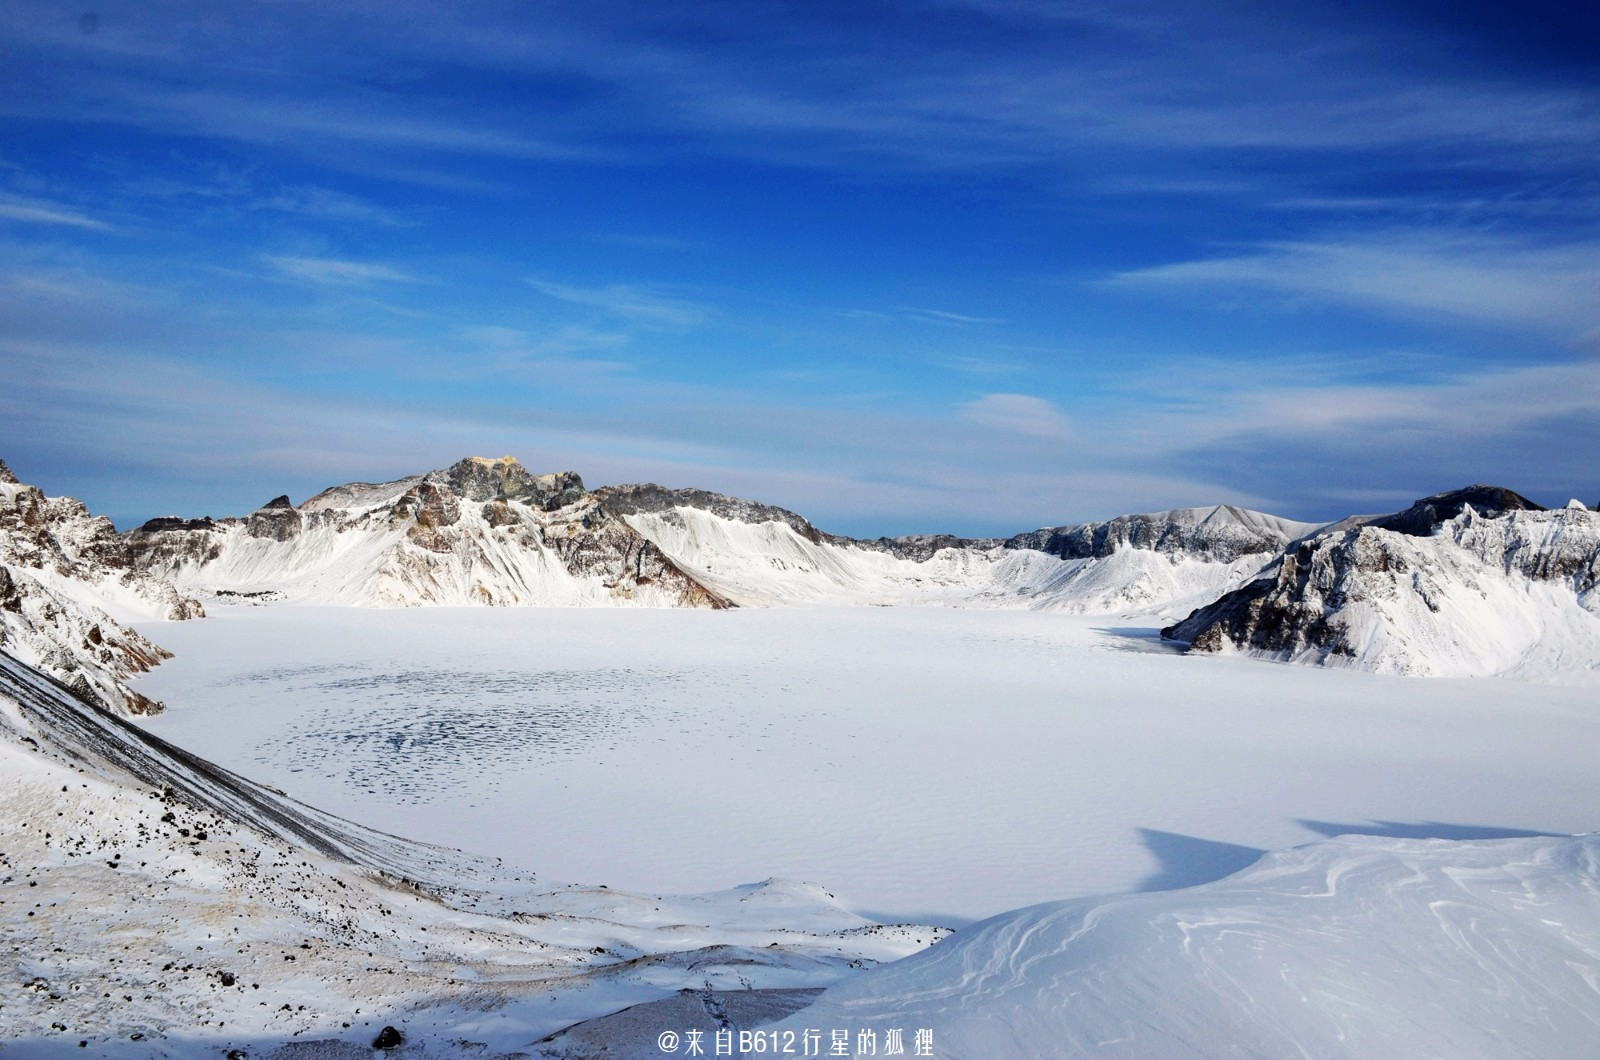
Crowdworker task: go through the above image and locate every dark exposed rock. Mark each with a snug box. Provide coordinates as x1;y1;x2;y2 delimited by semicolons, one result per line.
392;482;461;528
1009;506;1305;564
0;458;16;484
136;516;217;533
372;1025;404;1049
1162;485;1600;674
859;533;1003;561
428;456;587;511
245;499;304;542
545;503;733;609
1366;486;1544;537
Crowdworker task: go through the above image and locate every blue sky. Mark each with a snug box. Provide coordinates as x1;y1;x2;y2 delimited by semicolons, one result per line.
2;0;1597;535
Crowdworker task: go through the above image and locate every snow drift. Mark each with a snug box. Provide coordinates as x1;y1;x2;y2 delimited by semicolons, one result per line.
764;831;1600;1060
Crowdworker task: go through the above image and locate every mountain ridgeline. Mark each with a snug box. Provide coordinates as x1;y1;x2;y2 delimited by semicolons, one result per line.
2;456;1597;694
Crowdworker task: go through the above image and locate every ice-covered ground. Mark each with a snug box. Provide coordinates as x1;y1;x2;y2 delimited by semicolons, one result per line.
133;605;1600;923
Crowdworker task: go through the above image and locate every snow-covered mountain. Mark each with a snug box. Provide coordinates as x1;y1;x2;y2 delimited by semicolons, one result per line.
1163;487;1600;679
112;458;1314;620
124;456;730;609
0;459;203;717
603;483;1316;616
0;641;946;1056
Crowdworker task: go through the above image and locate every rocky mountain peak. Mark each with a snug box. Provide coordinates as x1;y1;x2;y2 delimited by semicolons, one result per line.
1369;485;1544;537
0;458;16;485
427;456;587;511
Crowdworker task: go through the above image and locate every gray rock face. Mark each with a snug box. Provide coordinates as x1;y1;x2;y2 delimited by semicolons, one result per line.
1008;505;1313;564
427;456;588;511
1160;535;1362;657
245;496;305;541
1366;485;1544;537
123;457;732;609
0;462;205;716
1162;487;1600;675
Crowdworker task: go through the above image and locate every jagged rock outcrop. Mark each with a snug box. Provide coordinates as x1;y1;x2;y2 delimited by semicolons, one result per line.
124;456;730;609
1162;488;1600;678
1365;485;1545;536
1007;505;1316;563
245;494;304;541
0;459;204;716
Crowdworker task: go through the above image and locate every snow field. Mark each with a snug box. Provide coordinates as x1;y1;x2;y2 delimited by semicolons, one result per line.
133;605;1600;922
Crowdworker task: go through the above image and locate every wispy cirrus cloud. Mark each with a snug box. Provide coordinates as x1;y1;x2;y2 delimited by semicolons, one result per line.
0;194;114;231
528;280;711;327
1112;232;1600;336
263;255;420;287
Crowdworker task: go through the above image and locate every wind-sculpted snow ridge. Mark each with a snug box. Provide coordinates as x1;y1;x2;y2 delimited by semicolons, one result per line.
761;831;1600;1060
612;487;1311;617
0;646;949;1056
1163;489;1600;679
125;456;731;609
0;458;204;717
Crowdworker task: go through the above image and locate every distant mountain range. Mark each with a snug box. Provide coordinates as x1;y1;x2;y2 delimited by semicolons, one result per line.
2;455;1597;718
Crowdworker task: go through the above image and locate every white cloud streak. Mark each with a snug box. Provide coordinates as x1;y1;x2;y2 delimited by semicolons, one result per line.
263;255;420;287
528;280;711;327
1113;232;1600;335
0;196;113;231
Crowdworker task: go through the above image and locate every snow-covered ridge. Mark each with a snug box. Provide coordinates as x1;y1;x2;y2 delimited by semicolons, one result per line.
615;495;1303;617
117;459;1310;619
0;458;204;717
1164;488;1600;679
1008;503;1322;562
124;456;729;610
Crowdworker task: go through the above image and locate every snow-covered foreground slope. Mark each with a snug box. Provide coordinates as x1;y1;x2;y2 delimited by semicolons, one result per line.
1167;489;1600;679
764;833;1600;1060
133;606;1600;921
0;647;946;1057
613;491;1315;619
0;459;203;716
124;456;727;609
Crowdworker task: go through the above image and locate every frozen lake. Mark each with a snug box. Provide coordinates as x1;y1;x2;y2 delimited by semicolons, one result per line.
132;605;1600;922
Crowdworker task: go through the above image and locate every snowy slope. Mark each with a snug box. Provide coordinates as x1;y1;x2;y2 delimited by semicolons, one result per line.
0;459;204;716
762;832;1600;1060
617;502;1309;619
125;457;728;609
0;646;947;1056
1166;490;1600;679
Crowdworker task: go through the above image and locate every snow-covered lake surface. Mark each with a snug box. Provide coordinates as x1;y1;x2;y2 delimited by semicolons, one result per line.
131;605;1600;922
